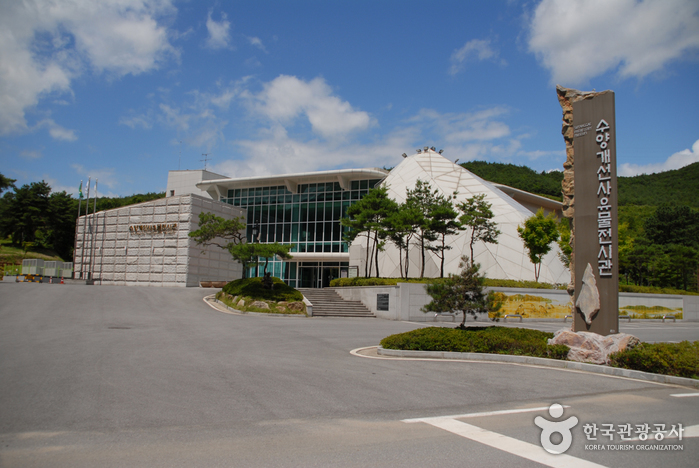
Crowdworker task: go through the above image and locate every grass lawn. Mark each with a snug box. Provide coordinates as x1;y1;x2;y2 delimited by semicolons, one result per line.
1;239;64;267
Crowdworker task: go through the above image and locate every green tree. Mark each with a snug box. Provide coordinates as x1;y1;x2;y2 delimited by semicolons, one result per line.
49;191;78;260
189;211;247;279
0;181;51;246
229;242;293;287
382;203;418;279
637;205;699;290
556;217;572;269
517;209;560;282
0;173;16;195
341;186;397;278
427;194;462;277
189;212;247;249
644;205;698;248
456;194;500;267
405;180;440;278
422;256;487;326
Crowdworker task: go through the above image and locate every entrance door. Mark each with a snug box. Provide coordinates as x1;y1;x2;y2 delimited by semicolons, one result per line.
299;267;317;288
322;267;339;288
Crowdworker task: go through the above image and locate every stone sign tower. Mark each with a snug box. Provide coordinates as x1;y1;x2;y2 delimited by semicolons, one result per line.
558;86;619;336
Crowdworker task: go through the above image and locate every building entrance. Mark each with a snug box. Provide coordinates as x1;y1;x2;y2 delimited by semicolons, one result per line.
298;262;345;288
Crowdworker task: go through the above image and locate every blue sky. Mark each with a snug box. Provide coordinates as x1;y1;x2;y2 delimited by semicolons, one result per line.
1;0;698;197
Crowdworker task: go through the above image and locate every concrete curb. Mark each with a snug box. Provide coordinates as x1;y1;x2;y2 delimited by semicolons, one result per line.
204;295;308;318
377;346;699;389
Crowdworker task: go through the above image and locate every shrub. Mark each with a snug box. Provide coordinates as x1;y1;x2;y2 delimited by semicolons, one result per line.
380;326;569;360
609;341;699;379
222;277;303;302
329;277;564;289
619;284;699;296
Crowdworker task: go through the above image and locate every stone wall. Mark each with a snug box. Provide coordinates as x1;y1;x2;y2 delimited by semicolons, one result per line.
334;283;690;322
74;194;245;287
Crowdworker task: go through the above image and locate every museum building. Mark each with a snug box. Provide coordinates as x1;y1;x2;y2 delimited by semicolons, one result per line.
195;148;569;287
73;149;569;288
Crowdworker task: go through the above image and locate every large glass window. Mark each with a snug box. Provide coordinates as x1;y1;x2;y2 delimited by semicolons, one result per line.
222;178;382;286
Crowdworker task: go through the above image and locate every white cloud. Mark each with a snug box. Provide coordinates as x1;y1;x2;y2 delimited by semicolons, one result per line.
619;139;699;176
0;0;177;136
71;163;118;190
213;127;412;179
528;0;699;85
449;39;503;75
247;36;267;53
41;175;79;196
119;114;153;130
36;118;77;141
408;107;512;143
205;10;231;49
20;149;42;159
213;103;547;179
253;75;373;139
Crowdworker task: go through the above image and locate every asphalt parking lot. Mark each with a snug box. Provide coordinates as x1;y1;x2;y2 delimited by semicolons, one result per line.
1;282;697;467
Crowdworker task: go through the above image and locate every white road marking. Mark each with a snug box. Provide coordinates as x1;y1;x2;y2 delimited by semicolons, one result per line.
671;393;699;398
416;417;608;468
402;406;568;423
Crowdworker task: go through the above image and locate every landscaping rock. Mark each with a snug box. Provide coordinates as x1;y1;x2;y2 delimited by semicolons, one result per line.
286;302;305;312
250;301;270;309
548;329;640;365
237;299;245;307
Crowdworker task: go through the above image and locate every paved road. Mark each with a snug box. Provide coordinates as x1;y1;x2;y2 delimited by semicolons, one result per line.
1;283;697;467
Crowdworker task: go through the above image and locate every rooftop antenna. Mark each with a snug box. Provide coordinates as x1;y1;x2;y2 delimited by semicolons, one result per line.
179;141;182;170
201;153;211;170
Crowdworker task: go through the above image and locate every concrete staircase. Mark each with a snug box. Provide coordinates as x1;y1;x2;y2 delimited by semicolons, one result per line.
298;288;375;318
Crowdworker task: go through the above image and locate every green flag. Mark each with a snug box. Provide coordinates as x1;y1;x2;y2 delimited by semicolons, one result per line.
79;181;83;199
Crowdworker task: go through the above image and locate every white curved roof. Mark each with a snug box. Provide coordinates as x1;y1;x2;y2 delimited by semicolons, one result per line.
354;149;570;284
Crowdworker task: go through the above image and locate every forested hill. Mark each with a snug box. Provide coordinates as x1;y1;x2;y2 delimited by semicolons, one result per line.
461;160;699;207
617;162;699;207
460;161;564;200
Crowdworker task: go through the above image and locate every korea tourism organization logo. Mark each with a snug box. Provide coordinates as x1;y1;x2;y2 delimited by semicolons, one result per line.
534;404;686;454
534;404;578;454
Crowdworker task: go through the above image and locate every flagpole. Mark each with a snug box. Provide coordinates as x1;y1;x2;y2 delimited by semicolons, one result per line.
89;179;98;284
72;181;83;278
81;177;90;280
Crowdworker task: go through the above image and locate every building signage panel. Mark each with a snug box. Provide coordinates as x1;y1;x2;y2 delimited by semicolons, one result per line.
377;293;389;311
129;223;178;235
572;92;619;335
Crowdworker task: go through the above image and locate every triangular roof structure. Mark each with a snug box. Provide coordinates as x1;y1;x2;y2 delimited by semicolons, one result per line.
350;149;570;284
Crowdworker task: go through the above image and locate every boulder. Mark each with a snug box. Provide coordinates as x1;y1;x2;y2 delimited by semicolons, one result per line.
548;329;640;365
286;302;306;312
237;299;245;307
250;301;270;309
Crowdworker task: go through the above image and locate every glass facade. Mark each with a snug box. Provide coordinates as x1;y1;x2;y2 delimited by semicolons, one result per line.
221;179;382;287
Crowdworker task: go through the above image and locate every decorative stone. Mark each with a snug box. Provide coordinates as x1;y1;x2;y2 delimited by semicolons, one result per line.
237;299;245;307
576;263;600;325
250;301;269;309
286;302;305;312
548;329;640;365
